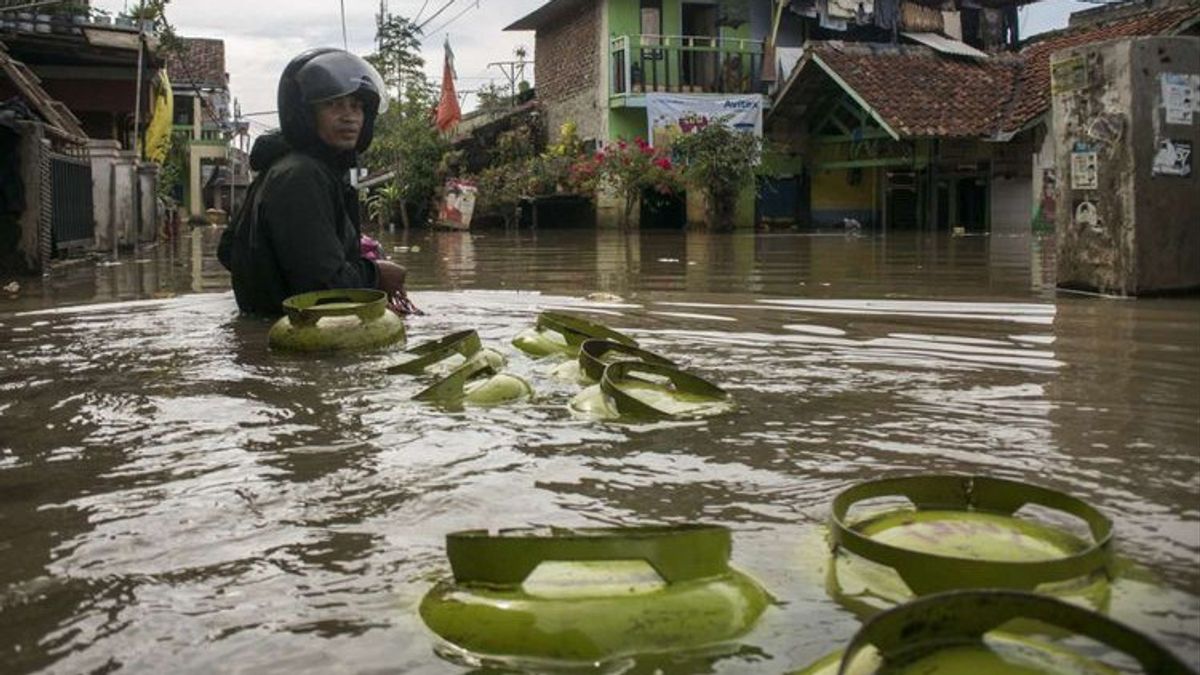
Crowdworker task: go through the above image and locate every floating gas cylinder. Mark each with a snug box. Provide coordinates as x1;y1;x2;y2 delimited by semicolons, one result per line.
551;338;676;383
827;475;1114;613
793;590;1192;675
414;358;532;408
268;289;405;352
513;311;637;358
420;525;769;664
386;330;497;375
570;360;734;420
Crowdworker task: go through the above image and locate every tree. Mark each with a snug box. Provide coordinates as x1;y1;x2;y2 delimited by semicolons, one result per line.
363;84;448;227
475;82;513;115
673;122;762;230
366;14;425;98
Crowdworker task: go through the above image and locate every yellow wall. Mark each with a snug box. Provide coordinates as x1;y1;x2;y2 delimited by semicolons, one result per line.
810;167;877;210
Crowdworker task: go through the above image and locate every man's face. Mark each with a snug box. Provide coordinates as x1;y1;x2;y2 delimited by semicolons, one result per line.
313;94;364;152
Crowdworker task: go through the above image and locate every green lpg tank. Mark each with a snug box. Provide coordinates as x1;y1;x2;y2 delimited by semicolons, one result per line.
570;359;734;421
513;311;637;358
268;289;405;352
420;524;769;665
551;337;676;384
826;475;1114;614
794;590;1193;675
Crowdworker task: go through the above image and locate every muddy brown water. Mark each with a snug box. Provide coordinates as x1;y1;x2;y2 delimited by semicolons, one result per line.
1;228;1197;673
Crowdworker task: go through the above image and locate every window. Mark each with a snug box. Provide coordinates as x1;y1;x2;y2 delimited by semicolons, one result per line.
641;0;662;46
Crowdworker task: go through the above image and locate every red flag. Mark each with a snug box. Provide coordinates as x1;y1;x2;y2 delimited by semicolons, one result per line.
435;39;461;132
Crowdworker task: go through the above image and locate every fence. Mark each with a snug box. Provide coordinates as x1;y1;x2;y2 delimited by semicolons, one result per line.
611;34;765;97
47;152;94;252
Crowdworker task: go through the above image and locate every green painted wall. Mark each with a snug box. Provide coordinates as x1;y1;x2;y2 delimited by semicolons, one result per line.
609;107;649;141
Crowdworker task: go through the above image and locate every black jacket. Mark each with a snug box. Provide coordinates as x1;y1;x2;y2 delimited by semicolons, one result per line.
218;132;377;315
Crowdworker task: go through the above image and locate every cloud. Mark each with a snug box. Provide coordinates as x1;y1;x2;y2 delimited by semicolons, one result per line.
93;0;545;132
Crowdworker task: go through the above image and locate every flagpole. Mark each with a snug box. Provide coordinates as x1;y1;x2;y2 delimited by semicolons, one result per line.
339;0;348;49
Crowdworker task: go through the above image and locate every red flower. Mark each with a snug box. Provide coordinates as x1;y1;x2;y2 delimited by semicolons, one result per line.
653;157;672;170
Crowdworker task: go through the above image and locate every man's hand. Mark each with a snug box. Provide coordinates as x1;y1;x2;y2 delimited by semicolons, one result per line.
374;260;407;295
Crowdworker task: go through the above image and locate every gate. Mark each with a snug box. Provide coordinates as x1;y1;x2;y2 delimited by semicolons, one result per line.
48;152;94;252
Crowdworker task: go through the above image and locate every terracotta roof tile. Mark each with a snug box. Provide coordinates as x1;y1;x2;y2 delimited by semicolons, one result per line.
166;37;226;89
1004;3;1200;131
807;42;1020;138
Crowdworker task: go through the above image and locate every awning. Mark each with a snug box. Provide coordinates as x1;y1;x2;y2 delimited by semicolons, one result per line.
901;32;988;59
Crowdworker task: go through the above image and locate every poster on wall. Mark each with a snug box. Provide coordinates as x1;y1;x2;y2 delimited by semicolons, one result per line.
1070;150;1099;190
1160;73;1197;126
1152;139;1192;178
646;94;764;149
437;179;478;230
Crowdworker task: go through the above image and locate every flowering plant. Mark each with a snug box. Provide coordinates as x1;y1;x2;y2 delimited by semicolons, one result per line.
584;137;682;228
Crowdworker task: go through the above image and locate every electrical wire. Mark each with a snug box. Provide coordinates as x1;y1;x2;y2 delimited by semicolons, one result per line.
413;0;431;23
425;0;481;39
415;0;457;32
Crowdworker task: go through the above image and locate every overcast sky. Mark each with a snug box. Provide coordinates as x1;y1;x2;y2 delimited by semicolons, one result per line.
92;0;1093;137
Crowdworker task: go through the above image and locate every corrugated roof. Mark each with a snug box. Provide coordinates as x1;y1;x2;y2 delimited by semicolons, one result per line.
901;32;990;59
1002;2;1200;132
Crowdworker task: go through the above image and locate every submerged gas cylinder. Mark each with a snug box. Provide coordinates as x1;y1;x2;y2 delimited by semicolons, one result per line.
268;289;405;353
570;359;734;420
420;525;769;664
413;358;532;408
513;311;637;358
551;338;676;384
827;475;1114;612
795;590;1191;675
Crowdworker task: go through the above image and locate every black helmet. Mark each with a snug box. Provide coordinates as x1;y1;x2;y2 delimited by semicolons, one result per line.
277;48;389;153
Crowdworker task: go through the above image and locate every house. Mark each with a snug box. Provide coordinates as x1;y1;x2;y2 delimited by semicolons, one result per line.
165;37;245;222
504;0;1029;228
1;4;164;267
767;0;1200;233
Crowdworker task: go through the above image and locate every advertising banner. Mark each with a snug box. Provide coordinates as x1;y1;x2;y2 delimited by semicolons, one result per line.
646;94;764;148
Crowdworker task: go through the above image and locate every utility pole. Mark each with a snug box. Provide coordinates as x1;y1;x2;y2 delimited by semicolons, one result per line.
130;0;146;256
486;46;528;104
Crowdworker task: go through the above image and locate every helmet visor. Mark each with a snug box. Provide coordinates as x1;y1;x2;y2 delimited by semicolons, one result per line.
296;51;389;114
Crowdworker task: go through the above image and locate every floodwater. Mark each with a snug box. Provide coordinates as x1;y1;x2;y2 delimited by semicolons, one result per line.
1;227;1197;674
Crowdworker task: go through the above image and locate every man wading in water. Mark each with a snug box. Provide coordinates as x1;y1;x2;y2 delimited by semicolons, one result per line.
218;48;409;315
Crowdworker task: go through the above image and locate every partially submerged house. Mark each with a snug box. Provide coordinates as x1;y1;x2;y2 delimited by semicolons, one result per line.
1;4;165;269
506;0;1198;231
768;0;1200;232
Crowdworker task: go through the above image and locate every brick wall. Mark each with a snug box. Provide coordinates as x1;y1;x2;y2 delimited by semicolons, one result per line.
536;2;600;107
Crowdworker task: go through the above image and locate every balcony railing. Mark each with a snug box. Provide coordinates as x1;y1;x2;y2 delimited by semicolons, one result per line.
611;34;764;98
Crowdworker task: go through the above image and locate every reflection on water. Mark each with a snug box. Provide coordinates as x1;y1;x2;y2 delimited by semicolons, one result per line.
0;228;1197;673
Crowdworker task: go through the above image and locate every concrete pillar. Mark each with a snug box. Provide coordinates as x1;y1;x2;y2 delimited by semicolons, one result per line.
192;96;202;140
111;151;137;247
188;146;203;218
138;163;159;243
15;122;44;273
1052;36;1200;295
88;139;122;252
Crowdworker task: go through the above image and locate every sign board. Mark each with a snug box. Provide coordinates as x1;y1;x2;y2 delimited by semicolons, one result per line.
437;179;477;230
646;94;763;148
